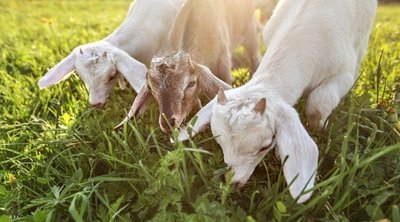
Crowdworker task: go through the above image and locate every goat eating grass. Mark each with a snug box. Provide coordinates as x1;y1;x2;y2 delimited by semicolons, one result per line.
37;0;183;107
115;51;231;133
178;0;377;203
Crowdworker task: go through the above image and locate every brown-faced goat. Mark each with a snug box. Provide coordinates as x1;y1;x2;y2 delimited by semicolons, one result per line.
116;0;260;133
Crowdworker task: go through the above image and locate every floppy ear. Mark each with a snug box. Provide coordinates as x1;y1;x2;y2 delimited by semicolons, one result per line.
38;52;76;89
274;103;319;203
177;98;216;141
194;63;232;100
114;49;147;93
114;82;153;130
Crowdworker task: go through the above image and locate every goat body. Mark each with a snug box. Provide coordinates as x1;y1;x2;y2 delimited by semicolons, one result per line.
179;0;377;203
168;0;260;83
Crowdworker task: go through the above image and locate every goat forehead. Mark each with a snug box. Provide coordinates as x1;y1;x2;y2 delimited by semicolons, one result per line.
150;52;192;75
77;52;114;76
218;100;267;131
149;69;183;90
212;100;274;146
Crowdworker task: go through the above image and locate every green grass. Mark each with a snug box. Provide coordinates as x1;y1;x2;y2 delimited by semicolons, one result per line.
1;1;400;221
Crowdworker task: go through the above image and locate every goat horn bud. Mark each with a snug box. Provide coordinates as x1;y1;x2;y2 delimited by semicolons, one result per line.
217;89;227;104
253;98;266;114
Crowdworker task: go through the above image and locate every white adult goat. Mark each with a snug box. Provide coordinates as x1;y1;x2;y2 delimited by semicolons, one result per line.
178;0;377;203
38;0;183;107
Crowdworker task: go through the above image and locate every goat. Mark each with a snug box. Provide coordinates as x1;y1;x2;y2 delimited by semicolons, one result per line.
177;0;377;203
38;0;184;107
116;0;259;133
115;51;232;132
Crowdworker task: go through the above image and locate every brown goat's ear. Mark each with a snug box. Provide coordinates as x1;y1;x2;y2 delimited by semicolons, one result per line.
194;62;232;100
253;98;266;114
217;89;227;105
114;82;153;130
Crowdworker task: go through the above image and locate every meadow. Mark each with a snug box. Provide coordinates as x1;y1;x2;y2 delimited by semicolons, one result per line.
1;1;400;221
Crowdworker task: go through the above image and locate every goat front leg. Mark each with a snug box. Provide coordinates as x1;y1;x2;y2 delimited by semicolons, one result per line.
306;72;355;131
215;52;232;85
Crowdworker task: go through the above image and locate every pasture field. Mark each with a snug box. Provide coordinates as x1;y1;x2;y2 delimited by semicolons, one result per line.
1;1;400;221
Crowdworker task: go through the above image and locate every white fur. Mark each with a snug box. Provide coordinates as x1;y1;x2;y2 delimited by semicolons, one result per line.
179;0;377;203
38;0;184;106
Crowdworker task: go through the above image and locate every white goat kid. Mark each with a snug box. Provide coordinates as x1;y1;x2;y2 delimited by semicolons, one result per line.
178;0;377;203
38;0;183;107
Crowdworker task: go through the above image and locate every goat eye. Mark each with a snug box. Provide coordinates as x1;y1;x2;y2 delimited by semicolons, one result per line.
187;81;196;89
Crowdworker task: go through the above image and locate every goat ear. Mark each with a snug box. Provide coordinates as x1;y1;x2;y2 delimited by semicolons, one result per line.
274;103;319;203
117;74;126;90
114;82;152;130
178;98;216;141
38;52;76;89
194;63;232;100
114;49;147;93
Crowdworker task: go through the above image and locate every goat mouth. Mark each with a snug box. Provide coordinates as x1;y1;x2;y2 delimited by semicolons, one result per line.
160;118;186;134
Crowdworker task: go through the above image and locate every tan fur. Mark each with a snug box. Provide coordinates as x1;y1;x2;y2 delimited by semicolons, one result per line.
168;0;260;82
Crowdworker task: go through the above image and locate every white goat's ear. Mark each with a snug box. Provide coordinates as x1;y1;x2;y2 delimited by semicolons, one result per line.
38;52;76;89
114;82;152;130
194;63;232;100
114;49;147;93
117;74;126;90
275;103;319;203
217;89;227;105
253;98;266;114
178;98;216;141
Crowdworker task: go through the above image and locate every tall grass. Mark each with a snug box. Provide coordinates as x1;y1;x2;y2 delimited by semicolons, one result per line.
1;1;399;221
